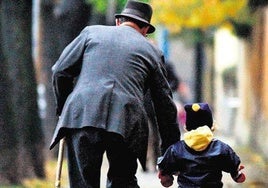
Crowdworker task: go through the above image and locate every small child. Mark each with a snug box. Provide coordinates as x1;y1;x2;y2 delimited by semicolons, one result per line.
157;103;246;188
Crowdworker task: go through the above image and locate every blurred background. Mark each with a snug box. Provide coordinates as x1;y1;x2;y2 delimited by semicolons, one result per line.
0;0;267;187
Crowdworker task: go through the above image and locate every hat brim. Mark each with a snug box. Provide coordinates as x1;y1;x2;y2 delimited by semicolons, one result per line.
115;14;155;34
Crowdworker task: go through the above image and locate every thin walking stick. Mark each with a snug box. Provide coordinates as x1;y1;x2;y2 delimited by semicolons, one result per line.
55;138;65;188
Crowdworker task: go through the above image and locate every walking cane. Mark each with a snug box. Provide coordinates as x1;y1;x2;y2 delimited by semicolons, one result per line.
55;138;65;188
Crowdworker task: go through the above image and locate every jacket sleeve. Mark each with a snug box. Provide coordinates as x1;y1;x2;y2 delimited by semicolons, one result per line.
149;56;181;154
52;27;88;116
157;145;179;175
221;143;241;178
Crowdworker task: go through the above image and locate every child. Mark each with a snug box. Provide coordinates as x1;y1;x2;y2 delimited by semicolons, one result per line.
157;103;246;188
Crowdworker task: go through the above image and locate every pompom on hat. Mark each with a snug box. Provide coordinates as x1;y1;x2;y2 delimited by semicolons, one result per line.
184;103;213;131
115;0;155;33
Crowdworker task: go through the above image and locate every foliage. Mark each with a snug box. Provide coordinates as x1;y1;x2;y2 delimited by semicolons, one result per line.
86;0;109;13
248;0;268;9
0;160;68;188
150;0;251;35
23;160;68;188
86;0;149;13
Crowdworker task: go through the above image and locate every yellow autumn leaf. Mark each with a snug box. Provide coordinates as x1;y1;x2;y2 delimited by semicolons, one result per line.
150;0;249;33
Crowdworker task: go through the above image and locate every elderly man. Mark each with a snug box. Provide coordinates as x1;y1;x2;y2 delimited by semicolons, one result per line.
50;1;180;187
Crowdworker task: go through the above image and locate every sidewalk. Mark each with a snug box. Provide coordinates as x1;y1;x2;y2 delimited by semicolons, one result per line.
100;156;239;188
57;136;268;188
217;135;268;188
99;138;268;188
100;156;177;188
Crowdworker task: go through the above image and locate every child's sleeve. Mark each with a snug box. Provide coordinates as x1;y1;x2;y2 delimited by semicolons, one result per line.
157;145;179;175
157;152;176;188
231;165;246;183
221;144;246;183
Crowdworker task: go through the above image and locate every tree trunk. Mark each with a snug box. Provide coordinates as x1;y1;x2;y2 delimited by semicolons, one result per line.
54;0;91;50
39;0;90;157
247;9;265;152
0;11;18;184
0;0;45;184
39;0;62;158
194;30;205;102
106;0;117;25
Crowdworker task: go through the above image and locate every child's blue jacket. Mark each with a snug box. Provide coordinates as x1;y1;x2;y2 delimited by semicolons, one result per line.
158;126;241;188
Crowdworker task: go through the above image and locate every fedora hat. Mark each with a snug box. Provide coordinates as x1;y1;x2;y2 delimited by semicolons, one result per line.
115;0;155;33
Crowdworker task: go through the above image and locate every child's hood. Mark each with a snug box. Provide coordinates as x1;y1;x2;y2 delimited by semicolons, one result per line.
184;125;213;151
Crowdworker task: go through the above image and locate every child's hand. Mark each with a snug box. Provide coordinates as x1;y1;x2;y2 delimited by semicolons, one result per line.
158;171;174;187
234;165;246;183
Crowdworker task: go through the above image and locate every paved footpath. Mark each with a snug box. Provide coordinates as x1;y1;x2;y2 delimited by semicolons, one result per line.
61;135;267;188
100;136;268;188
100;155;243;188
100;156;178;188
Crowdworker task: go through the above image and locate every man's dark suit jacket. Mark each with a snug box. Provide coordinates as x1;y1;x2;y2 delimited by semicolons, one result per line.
50;25;180;169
